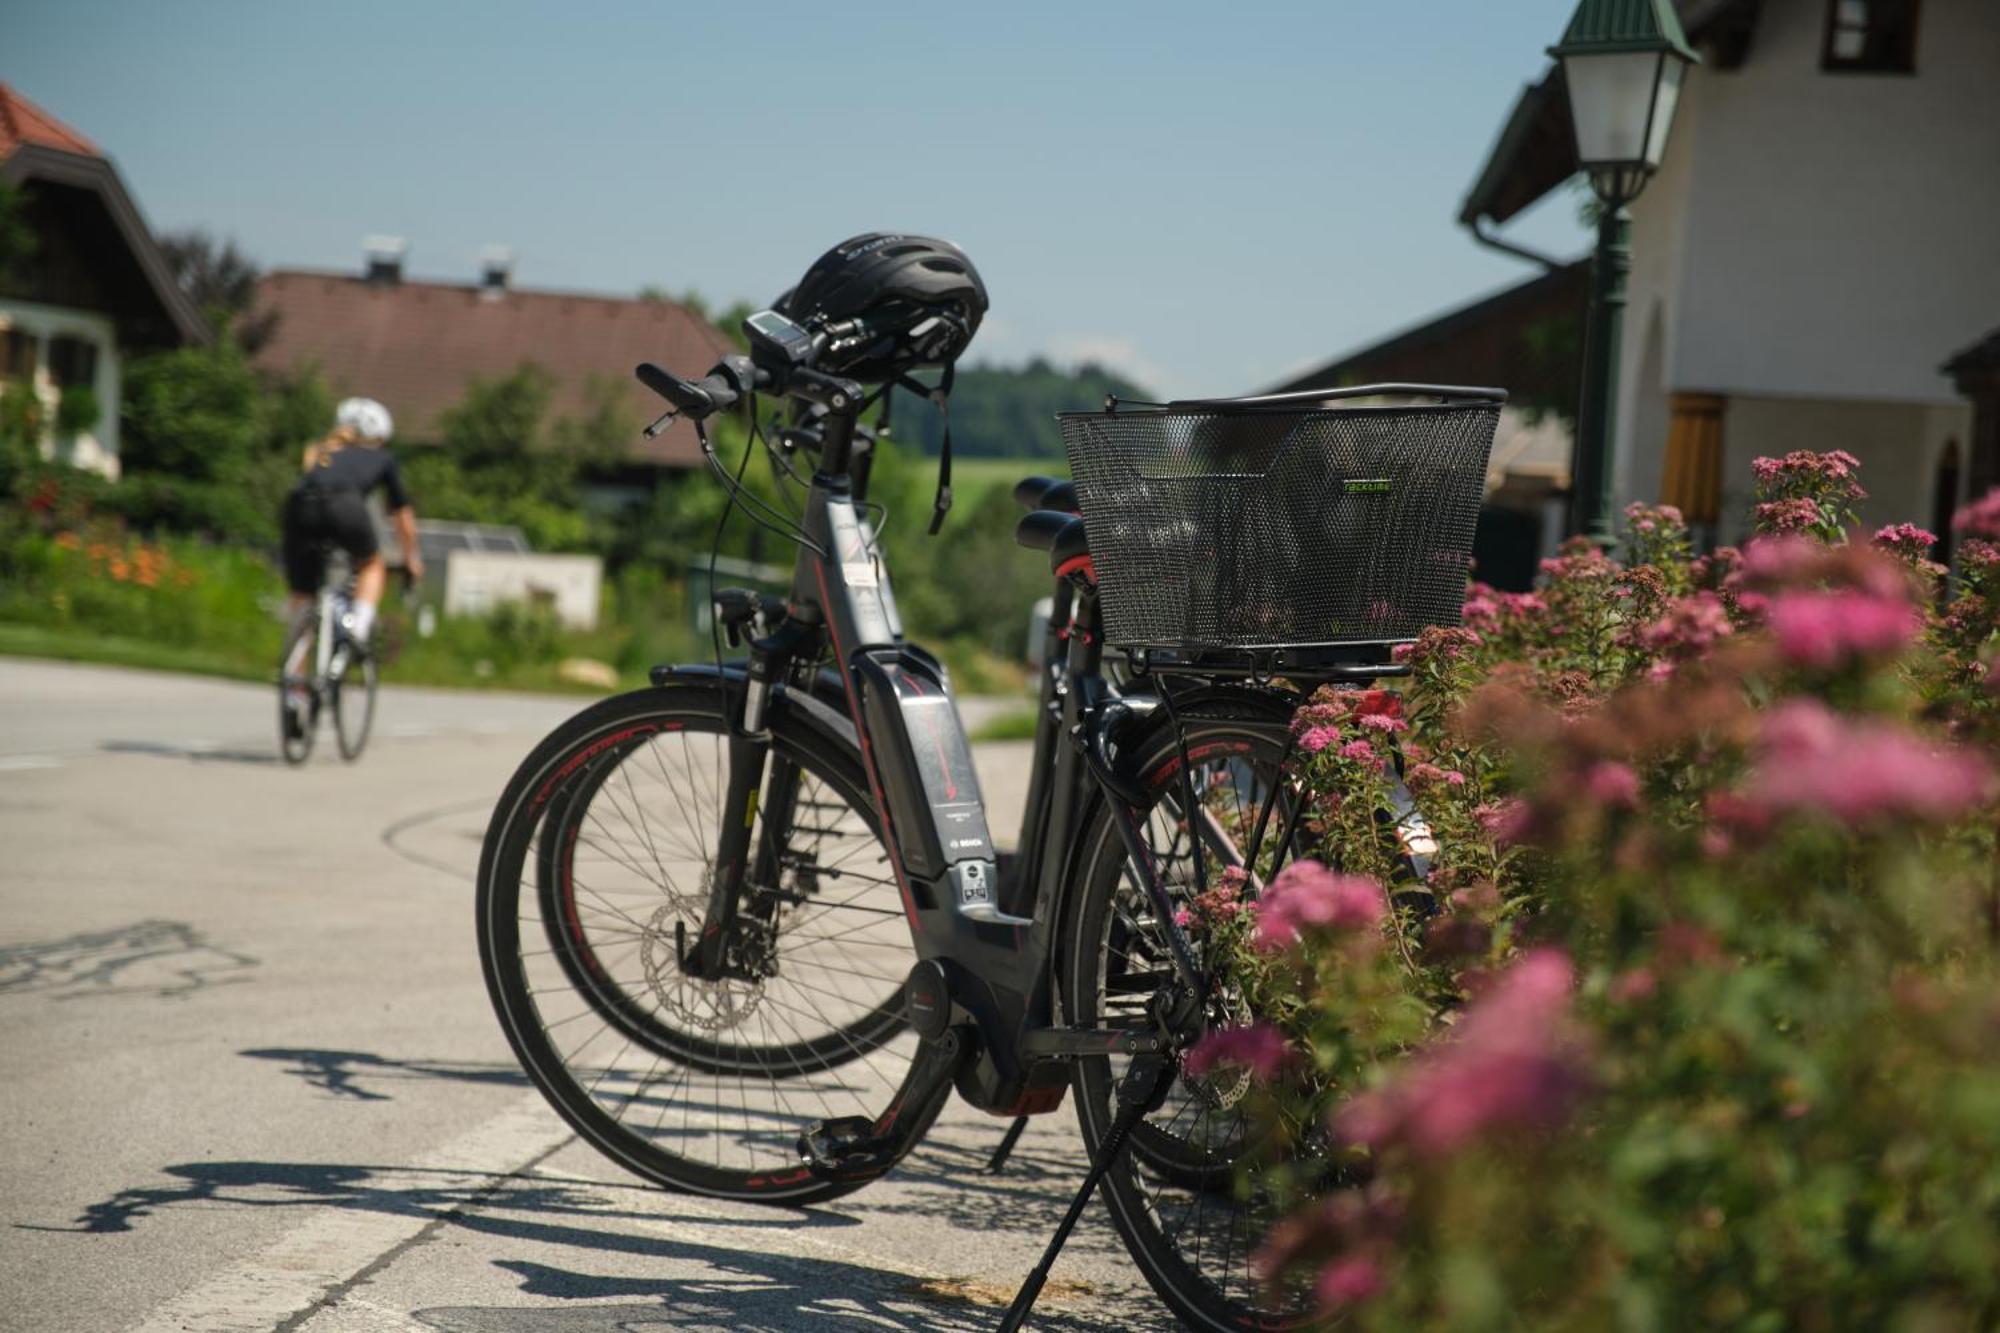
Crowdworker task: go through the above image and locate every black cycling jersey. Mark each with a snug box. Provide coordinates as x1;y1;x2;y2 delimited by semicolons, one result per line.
300;445;411;510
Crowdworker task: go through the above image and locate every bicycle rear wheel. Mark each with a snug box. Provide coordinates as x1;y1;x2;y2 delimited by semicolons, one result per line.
277;607;319;766
1060;698;1326;1330
332;647;378;761
477;683;922;1203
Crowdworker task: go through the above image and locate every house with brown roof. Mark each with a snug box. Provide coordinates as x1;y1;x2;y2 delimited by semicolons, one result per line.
0;83;209;479
1461;0;2000;540
252;245;731;479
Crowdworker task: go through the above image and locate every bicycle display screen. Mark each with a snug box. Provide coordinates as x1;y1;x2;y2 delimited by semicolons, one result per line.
745;309;814;365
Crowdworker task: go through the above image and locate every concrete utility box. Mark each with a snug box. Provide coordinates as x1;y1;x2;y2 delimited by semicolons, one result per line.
444;551;603;630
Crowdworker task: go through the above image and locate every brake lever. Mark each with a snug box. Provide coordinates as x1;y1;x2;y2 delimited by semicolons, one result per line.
643;409;680;439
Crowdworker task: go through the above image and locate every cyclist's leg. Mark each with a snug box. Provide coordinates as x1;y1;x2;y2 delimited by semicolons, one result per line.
279;499;326;710
345;554;387;647
324;493;384;645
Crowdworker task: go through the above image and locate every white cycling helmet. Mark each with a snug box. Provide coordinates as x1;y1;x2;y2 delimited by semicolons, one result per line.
335;396;394;442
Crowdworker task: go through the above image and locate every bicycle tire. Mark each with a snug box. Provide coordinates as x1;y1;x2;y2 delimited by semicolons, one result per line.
278;607;319;766
1060;698;1326;1331
333;649;378;761
477;683;923;1203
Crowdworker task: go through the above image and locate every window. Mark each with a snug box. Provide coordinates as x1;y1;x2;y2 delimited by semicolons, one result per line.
1823;0;1920;73
47;335;98;389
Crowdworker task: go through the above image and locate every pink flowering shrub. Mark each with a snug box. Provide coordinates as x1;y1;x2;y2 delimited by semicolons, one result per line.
1751;448;1866;542
1219;455;2000;1327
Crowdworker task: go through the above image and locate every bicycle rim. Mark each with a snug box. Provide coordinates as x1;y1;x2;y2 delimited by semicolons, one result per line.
334;654;378;761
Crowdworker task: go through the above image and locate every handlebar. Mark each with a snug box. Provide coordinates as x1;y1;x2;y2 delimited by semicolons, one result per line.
634;354;865;424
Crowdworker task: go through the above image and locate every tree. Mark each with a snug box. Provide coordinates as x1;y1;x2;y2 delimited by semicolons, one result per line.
641;288;752;353
120;338;260;481
890;359;1154;459
437;364;556;473
158;229;279;352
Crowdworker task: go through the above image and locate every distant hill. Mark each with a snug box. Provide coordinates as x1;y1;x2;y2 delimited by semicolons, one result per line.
891;359;1153;459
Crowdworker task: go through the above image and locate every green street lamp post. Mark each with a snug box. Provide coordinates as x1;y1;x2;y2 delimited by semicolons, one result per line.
1550;0;1698;544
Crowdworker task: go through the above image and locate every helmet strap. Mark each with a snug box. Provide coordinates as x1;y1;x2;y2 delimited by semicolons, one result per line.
894;363;957;536
920;364;960;536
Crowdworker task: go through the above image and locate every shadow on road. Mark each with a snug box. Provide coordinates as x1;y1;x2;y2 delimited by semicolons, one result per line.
101;739;279;765
27;1157;857;1238
240;1047;532;1100
0;919;258;1000
408;1254;1134;1331
16;1157;1152;1328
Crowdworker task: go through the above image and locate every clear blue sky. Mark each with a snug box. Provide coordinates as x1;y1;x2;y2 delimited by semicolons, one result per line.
8;0;1589;397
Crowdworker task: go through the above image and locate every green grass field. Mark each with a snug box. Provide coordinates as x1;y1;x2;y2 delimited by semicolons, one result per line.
948;456;1067;509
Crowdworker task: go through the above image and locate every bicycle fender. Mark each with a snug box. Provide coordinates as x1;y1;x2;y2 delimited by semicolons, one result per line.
647;662;858;754
1051;681;1306;961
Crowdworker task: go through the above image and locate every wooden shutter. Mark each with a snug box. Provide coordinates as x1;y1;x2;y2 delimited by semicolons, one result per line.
1661;392;1726;524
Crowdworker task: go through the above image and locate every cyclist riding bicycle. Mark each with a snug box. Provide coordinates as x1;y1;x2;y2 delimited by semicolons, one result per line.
280;397;422;732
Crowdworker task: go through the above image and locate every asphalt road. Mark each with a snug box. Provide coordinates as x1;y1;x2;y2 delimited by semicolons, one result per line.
0;659;1173;1333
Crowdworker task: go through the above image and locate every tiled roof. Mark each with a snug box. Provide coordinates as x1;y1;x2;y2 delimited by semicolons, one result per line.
0;83;102;160
252;270;734;467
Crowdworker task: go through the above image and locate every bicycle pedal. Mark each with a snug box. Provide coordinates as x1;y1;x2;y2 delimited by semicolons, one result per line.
797;1116;897;1180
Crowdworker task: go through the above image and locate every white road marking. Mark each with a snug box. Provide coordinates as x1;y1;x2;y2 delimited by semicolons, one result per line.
0;754;60;771
125;1095;573;1333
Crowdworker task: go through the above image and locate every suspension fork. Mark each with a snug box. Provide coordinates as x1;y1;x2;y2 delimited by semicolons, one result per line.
679;614;820;981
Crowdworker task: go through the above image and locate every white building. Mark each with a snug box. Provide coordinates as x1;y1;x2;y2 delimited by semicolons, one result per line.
1462;0;2000;543
0;84;207;478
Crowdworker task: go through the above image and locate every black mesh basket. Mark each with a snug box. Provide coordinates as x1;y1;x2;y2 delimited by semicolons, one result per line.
1059;384;1502;666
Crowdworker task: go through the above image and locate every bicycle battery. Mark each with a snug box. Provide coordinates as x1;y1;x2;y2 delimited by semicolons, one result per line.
852;646;994;882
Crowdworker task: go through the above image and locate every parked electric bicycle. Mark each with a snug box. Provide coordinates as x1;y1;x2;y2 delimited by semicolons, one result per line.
476;236;1501;1329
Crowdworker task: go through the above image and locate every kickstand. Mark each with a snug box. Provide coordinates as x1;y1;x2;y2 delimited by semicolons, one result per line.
997;1056;1174;1332
982;1116;1030;1175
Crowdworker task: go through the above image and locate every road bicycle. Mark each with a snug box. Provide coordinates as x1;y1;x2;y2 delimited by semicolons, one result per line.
276;559;409;765
474;306;1500;1328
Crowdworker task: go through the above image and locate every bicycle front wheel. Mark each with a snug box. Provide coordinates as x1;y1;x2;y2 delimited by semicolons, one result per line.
477;683;922;1202
332;648;378;761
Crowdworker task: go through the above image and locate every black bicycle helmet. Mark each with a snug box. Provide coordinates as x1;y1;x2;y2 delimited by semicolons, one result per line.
776;233;987;383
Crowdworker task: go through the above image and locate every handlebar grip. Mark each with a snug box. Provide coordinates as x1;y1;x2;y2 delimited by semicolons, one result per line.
635;362;739;418
1013;475;1061;510
1014;509;1073;552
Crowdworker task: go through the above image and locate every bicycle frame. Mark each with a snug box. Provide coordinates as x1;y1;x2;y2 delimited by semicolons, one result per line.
681;399;1211;1130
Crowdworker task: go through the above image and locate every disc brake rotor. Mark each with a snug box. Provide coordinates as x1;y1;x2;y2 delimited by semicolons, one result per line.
638;900;766;1033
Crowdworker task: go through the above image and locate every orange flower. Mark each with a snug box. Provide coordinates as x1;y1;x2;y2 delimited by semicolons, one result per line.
53;531;81;550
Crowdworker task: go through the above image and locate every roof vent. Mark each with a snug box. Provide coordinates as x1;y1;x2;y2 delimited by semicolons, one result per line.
478;246;513;300
364;235;407;285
